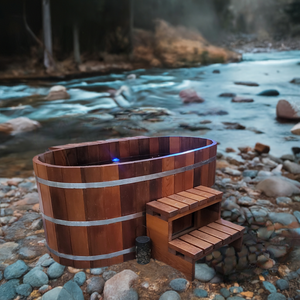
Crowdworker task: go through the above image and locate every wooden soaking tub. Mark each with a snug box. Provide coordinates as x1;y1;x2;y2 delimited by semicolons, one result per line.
33;136;217;268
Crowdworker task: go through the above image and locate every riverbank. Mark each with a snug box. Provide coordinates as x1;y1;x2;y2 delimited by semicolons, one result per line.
0;146;300;300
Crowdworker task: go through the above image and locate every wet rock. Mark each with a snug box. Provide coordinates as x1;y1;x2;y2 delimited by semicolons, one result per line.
263;281;277;293
194;288;208;297
47;262;65;279
276;99;300;120
0;117;41;135
198;109;228;116
232;97;254;103
254;142;270;154
0;279;19;300
267;293;286;300
225;147;236;153
103;270;138;300
234;81;259;86
159;291;181;300
169;278;189;292
200;119;212;124
257;177;300;197
290;78;300;84
222;122;245;130
46;85;70;101
179;123;211;131
64;280;84;300
18;247;37;260
213;70;220;73
4;260;28;279
23;267;49;288
0;242;18;262
258;89;280;96
284;160;300;174
276;196;292;206
219;93;236;97
179;89;205;104
74;271;86;286
103;270;117;281
16;283;32;297
276;279;289;291
87;276;105;294
195;263;216;282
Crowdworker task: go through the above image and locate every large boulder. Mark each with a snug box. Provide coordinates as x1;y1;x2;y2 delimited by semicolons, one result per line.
276;100;300;120
257;177;300;197
103;270;138;300
46;85;70;101
0;117;40;135
291;122;300;135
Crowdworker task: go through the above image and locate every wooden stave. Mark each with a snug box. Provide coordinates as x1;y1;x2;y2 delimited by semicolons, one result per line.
33;136;217;267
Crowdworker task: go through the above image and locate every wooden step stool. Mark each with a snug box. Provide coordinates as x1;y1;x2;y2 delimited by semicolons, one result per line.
146;185;245;281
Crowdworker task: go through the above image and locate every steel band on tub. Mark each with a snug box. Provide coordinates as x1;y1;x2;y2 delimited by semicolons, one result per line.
46;244;135;261
42;211;145;227
36;156;216;189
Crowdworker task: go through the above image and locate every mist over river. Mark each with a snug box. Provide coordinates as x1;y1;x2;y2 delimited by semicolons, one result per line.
0;51;299;177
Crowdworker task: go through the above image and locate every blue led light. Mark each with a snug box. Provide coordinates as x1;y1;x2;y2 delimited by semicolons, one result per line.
112;158;120;162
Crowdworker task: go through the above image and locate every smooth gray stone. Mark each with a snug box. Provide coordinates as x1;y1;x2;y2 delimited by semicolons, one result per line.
159;291;181;300
276;197;292;205
195;263;216;282
18;247;37;260
4;260;28;279
23;267;49;288
86;276;105;294
0;279;20;300
90;268;106;275
194;288;208;297
47;262;65;279
169;278;189;292
294;211;300;224
263;281;277;293
64;280;84;300
220;288;230;298
74;271;86;286
242;170;258;178
103;270;117;281
41;258;55;267
267;293;286;300
229;286;243;294
16;284;32;297
276;279;289;291
36;253;50;266
42;287;73;300
268;213;297;226
214;296;225;300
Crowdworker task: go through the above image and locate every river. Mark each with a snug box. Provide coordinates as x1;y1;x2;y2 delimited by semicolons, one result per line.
0;51;299;177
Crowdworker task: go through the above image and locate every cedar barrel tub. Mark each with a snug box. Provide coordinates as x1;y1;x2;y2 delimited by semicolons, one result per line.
33;136;217;268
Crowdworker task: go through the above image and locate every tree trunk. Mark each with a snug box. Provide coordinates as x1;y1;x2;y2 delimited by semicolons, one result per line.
42;0;53;70
73;22;81;64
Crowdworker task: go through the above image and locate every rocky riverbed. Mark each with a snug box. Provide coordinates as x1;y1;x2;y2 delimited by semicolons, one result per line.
0;143;300;300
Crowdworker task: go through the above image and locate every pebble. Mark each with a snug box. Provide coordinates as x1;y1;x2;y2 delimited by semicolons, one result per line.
276;279;289;291
90;292;101;300
267;293;286;300
159;291;181;300
276;197;292;205
278;265;291;277
90;267;106;275
232;96;254;103
0;279;20;300
23;267;49;288
0;242;19;261
223;167;242;176
229;286;243;294
169;278;189;292
193;288;208;297
258;89;280;96
47;262;65;279
102;270;117;281
268;212;297;226
242;170;258;178
16;283;32;297
263;281;277;293
74;271;86;286
195;263;216;282
39;285;51;294
237;196;255;206
41;258;55;267
86;276;105;294
36;253;50;266
4;260;28;279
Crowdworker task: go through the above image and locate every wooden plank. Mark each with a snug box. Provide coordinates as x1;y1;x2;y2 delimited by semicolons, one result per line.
174;154;185;193
168;239;202;260
215;219;245;232
189;230;223;248
179;234;213;252
162;156;175;197
195;185;222;196
198;226;231;242
146;201;178;218
186;188;215;202
207;222;239;235
184;152;194;190
168;194;198;210
157;197;189;213
177;191;207;205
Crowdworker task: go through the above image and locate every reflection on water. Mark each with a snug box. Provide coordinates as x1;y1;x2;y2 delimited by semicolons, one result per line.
0;51;299;177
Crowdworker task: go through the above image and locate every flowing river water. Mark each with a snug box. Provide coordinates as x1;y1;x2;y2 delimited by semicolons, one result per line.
0;51;299;177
